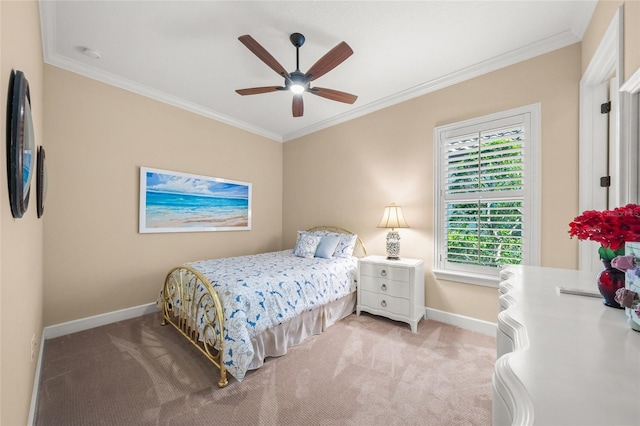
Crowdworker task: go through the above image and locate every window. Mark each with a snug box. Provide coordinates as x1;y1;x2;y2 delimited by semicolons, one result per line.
433;104;541;287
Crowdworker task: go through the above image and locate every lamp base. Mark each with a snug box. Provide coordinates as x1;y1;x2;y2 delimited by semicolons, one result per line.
385;230;401;260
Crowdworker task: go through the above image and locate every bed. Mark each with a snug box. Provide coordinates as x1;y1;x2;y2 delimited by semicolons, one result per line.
159;226;366;387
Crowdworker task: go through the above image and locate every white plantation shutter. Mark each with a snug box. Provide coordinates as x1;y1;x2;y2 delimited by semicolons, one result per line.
434;105;540;286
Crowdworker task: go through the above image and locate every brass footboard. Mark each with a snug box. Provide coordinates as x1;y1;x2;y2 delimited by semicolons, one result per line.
160;266;228;388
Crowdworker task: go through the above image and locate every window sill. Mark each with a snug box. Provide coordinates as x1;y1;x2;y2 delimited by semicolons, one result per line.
433;269;500;288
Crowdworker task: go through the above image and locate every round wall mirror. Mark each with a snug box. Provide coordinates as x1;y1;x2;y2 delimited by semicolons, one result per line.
6;70;35;218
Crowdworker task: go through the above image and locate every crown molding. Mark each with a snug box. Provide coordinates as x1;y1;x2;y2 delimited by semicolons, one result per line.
39;1;283;142
283;30;580;141
44;53;284;142
40;0;579;144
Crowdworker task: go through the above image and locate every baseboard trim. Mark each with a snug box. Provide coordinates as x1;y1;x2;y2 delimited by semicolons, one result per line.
426;307;497;337
41;304;496;341
27;332;46;426
43;302;158;339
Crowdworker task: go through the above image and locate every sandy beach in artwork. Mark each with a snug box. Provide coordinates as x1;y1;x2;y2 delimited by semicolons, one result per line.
148;215;249;229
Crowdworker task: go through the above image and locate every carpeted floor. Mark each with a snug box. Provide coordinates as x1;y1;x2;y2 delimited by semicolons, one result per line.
35;311;496;425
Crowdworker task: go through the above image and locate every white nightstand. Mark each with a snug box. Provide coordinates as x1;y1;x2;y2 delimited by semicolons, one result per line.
356;255;425;333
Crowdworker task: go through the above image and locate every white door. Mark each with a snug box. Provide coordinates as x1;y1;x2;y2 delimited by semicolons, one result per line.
578;6;622;275
585;79;612;275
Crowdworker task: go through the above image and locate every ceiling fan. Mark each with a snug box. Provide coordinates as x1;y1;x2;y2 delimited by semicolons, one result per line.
236;33;358;118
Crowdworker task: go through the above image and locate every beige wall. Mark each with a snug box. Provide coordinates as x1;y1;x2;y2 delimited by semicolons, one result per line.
43;66;283;326
1;1;44;425
581;0;640;80
284;44;582;323
623;1;640;79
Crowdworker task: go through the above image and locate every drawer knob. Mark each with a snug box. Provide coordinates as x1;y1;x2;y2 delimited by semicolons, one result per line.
381;284;387;291
380;269;387;277
380;300;387;307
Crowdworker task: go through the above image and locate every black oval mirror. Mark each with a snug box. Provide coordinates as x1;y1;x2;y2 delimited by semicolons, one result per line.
6;70;35;218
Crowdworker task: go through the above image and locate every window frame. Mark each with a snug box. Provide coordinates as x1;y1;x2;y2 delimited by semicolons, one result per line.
433;104;541;287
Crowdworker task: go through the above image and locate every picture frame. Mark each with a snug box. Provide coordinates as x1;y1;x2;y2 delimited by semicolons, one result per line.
139;167;252;233
37;146;47;218
6;70;35;218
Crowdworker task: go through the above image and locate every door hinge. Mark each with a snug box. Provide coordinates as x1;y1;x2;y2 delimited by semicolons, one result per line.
601;101;611;114
600;176;611;187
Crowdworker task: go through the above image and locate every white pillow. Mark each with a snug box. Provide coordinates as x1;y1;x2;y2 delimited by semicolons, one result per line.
293;233;322;258
334;233;357;257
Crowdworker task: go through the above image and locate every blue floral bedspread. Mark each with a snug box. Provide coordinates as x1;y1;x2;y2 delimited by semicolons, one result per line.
186;250;357;381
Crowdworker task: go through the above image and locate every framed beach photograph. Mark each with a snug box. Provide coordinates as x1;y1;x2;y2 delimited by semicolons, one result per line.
139;167;251;233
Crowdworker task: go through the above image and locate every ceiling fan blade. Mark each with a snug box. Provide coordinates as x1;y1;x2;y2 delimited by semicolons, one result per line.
305;42;353;81
238;35;289;78
292;95;304;117
236;86;283;95
309;87;358;104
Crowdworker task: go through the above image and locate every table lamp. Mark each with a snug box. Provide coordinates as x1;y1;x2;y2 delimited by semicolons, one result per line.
377;203;409;259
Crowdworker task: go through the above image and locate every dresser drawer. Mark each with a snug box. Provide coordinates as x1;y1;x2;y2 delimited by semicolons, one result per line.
359;262;410;282
360;290;410;316
360;276;410;299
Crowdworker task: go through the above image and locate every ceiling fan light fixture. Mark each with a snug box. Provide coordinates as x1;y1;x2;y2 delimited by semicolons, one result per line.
289;71;307;94
290;84;305;94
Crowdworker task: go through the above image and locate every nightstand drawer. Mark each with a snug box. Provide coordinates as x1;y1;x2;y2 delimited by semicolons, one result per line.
359;262;410;282
360;290;410;316
359;276;410;299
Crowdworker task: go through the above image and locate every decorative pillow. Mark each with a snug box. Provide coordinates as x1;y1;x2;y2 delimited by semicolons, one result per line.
292;230;307;250
293;230;316;246
334;233;358;257
293;233;322;258
314;234;342;258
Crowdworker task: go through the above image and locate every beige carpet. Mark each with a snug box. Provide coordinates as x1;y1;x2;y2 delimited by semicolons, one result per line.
35;311;496;425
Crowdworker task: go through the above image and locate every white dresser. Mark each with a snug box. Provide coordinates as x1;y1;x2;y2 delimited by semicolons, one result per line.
356;255;425;332
494;265;640;426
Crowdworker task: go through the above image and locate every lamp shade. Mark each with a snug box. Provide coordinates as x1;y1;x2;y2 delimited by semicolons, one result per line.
377;203;409;229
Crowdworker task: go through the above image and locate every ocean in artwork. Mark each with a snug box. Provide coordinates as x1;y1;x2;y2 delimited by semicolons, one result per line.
143;170;250;229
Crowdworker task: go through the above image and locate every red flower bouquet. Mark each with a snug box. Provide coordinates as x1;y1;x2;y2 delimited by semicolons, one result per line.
568;204;640;260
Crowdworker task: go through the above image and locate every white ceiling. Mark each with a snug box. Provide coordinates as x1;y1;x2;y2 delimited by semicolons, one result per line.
39;1;597;142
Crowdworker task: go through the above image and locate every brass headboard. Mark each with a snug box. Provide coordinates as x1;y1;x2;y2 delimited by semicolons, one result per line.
304;225;367;258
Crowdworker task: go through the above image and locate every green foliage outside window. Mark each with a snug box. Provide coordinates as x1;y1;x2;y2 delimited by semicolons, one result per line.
445;134;524;268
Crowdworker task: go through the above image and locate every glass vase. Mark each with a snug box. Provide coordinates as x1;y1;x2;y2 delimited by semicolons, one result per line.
596;259;626;309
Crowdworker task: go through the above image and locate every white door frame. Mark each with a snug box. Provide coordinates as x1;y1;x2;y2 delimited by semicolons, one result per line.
619;68;640;204
578;6;624;274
